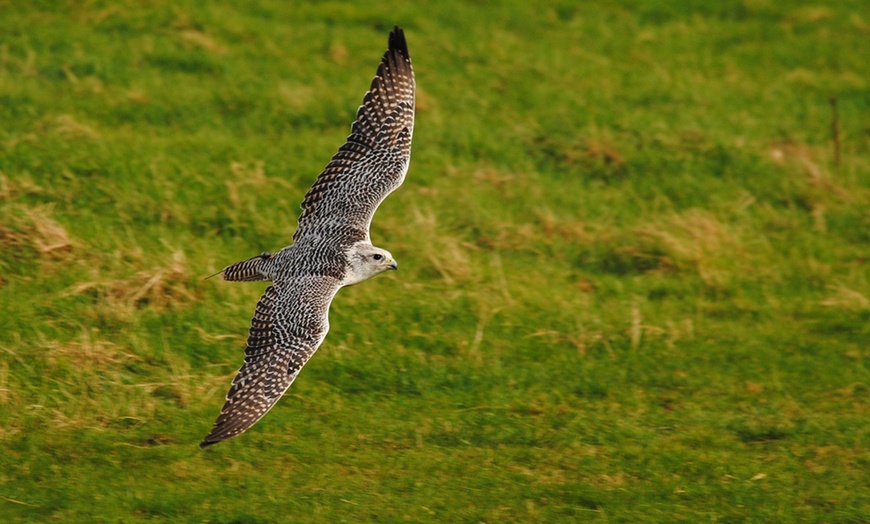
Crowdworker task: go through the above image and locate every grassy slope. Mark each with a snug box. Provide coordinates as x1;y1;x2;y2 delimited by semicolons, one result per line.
1;1;868;522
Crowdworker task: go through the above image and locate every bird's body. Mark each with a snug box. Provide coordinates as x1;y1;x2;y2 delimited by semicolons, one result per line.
200;26;414;448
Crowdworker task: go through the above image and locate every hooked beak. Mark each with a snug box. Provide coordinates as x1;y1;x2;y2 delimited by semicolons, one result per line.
388;260;398;271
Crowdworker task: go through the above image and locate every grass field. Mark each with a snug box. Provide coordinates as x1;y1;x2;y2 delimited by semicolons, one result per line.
1;1;869;522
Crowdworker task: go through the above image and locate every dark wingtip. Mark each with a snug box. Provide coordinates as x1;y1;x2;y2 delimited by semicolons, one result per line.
199;437;218;449
389;25;409;60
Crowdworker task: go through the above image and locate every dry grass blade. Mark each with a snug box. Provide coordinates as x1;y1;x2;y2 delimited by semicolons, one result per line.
821;283;870;311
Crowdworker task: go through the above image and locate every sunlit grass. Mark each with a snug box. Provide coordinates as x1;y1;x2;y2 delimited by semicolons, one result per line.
1;1;868;522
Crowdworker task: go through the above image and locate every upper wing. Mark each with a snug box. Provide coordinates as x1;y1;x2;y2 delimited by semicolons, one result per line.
200;276;340;447
293;26;415;245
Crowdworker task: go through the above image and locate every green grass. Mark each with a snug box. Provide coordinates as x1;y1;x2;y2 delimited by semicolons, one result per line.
1;1;869;521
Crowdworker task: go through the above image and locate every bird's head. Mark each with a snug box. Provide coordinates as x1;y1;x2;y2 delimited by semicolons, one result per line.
344;244;397;286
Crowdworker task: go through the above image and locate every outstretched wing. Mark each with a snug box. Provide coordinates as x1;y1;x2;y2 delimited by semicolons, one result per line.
200;277;340;447
293;26;415;245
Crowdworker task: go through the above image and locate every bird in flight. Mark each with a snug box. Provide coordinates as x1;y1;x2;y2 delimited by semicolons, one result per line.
201;26;414;448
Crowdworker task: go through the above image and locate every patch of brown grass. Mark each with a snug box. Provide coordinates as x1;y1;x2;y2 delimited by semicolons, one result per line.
528;134;625;172
533;207;593;243
0;172;44;201
636;209;758;288
278;82;317;111
178;29;227;54
3;331;151;432
791;6;833;23
773;140;870;238
410;207;474;285
0;203;75;259
766;140;868;233
0;360;11;405
584;138;625;168
51;114;101;141
821;283;869;311
43;330;140;373
66;250;197;316
329;42;348;64
223;161;296;232
17;329;232;433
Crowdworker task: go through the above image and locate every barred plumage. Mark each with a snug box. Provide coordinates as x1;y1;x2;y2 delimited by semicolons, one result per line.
217;252;273;282
201;26;414;448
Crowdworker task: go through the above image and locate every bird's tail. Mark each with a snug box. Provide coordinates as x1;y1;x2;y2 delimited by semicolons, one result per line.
207;252;273;282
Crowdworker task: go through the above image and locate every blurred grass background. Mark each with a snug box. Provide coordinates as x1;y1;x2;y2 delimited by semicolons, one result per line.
1;1;868;521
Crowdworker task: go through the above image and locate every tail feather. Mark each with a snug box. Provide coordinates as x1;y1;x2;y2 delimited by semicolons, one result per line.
213;252;272;282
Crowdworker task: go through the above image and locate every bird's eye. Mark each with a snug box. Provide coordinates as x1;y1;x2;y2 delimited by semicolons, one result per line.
373;254;383;260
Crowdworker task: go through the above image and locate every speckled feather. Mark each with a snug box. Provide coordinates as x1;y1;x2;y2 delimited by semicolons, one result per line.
294;26;414;245
201;26;414;448
200;279;339;446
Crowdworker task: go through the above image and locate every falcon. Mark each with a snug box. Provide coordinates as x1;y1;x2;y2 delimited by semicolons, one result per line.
201;26;414;447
